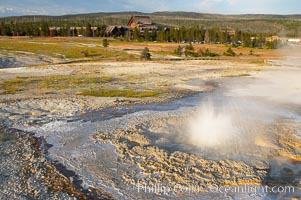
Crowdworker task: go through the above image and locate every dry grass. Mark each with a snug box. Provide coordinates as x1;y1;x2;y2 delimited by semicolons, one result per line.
110;41;278;60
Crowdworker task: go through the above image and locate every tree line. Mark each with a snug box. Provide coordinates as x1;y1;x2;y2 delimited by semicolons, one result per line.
0;21;107;37
0;20;279;48
130;26;276;48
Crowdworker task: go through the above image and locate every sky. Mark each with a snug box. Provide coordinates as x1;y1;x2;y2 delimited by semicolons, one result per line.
0;0;300;17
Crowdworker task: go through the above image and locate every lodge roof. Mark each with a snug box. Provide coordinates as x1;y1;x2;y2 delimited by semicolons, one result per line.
127;16;152;26
105;25;117;34
105;25;129;35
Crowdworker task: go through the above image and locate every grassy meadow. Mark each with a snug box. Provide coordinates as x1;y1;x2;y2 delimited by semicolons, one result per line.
0;37;128;59
0;37;277;98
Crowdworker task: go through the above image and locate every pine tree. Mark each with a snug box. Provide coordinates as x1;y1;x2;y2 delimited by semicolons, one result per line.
204;30;210;43
41;22;49;36
86;23;93;37
144;29;150;41
133;27;140;41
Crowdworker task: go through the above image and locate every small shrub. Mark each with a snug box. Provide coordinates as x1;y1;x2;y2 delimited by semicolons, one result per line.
103;39;109;48
81;50;88;57
141;47;151;60
184;43;198;57
174;45;182;56
186;43;194;51
223;47;236;56
200;48;219;57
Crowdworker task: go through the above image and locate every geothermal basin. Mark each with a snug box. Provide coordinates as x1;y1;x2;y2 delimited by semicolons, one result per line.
3;57;301;199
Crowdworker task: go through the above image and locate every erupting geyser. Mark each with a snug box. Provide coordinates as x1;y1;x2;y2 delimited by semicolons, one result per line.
188;102;240;148
187;53;301;152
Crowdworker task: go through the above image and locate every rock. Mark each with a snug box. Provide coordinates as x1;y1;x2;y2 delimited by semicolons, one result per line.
0;124;115;200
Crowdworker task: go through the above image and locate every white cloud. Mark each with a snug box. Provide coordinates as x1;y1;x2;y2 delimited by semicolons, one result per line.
0;7;14;13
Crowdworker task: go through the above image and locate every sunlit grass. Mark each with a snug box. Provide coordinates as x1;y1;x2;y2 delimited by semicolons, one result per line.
0;39;128;59
0;75;165;98
222;73;251;78
0;75;114;94
80;88;164;98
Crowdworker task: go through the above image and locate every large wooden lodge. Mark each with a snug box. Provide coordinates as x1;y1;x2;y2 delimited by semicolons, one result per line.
105;15;160;37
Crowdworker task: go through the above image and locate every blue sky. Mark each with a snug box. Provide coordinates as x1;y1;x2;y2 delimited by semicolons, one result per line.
0;0;300;17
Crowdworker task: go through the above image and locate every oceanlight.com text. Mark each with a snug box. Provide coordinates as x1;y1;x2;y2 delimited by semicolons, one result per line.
136;183;295;196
